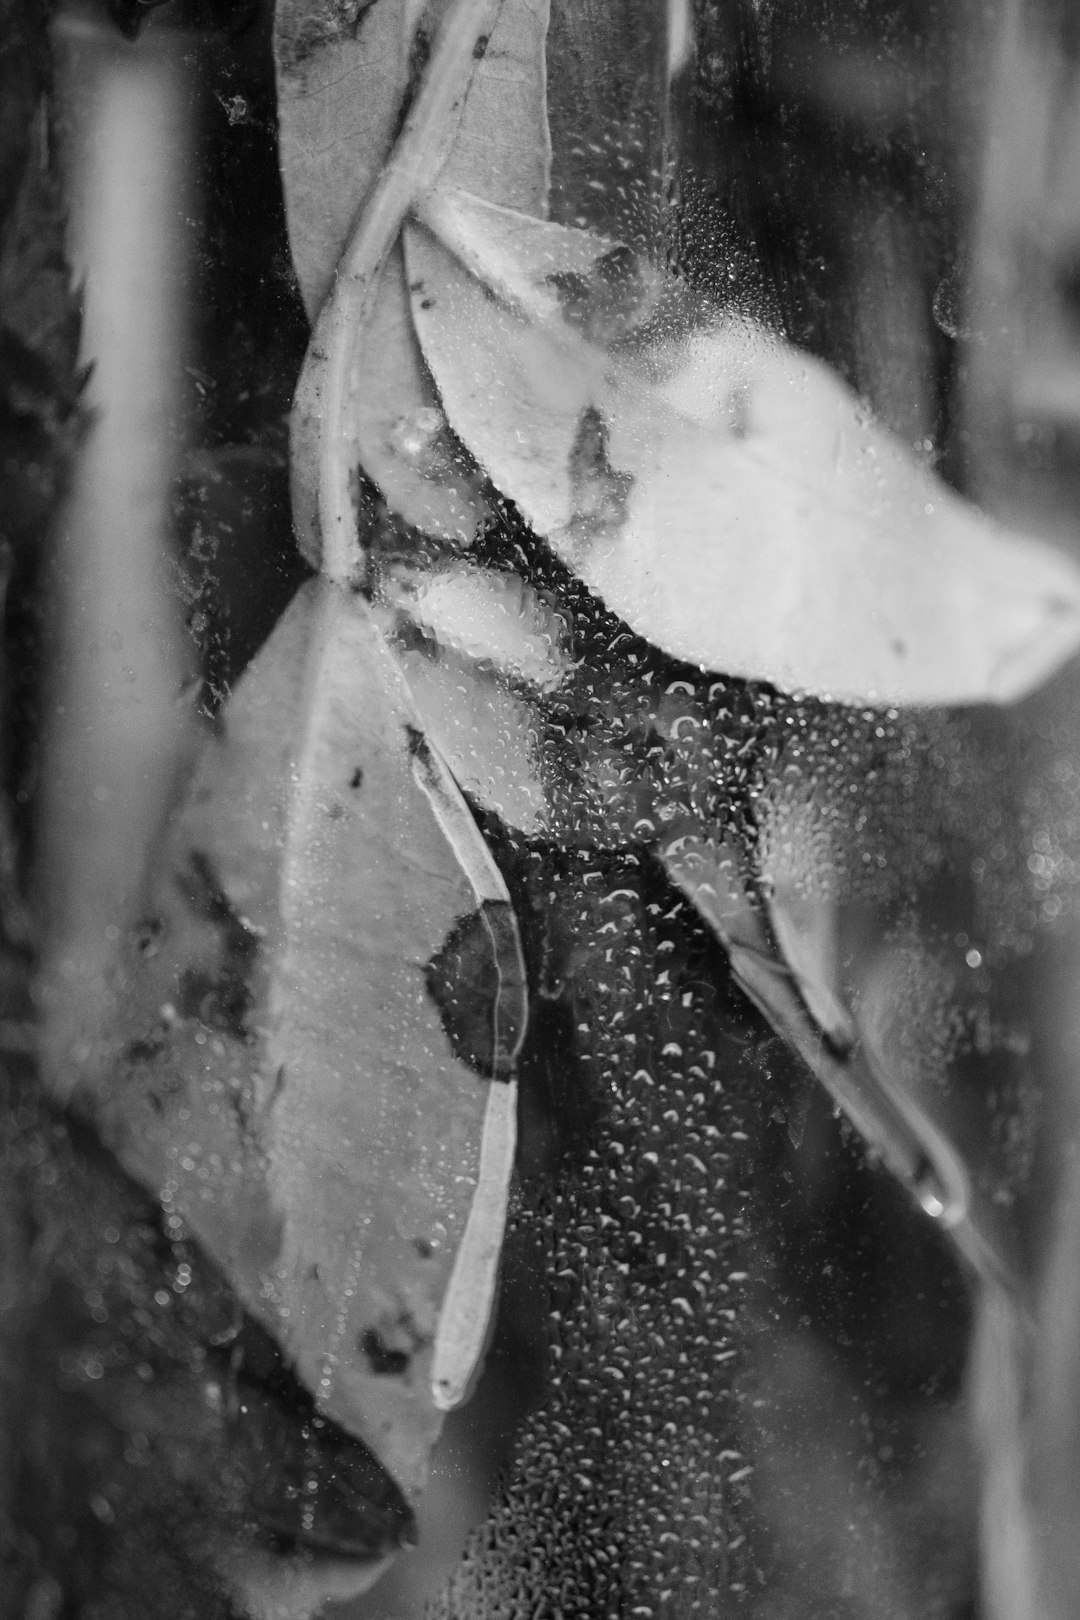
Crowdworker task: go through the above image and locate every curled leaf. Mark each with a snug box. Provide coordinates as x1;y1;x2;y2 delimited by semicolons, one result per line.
282;0;552;563
371;555;559;834
378;555;568;689
287;0;508;578
659;829;980;1244
339;0;551;545
405;188;1080;706
78;577;527;1500
760;874;856;1054
276;0;492;543
275;0;424;323
342;241;491;544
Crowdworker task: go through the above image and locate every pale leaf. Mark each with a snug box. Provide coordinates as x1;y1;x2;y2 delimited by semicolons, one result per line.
287;0;507;577
275;0;424;322
659;830;974;1234
378;555;566;688
281;0;550;557
77;576;527;1499
437;0;550;208
276;0;487;542
346;240;491;545
761;879;856;1054
371;555;562;836
343;0;550;545
405;188;1080;706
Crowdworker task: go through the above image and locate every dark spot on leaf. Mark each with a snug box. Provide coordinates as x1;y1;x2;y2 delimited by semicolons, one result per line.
277;0;378;72
409;280;424;294
327;800;345;820
123;1034;167;1065
359;1309;426;1377
547;269;591;321
472;32;488;58
548;247;654;343
134;916;165;956
404;723;432;774
420;298;435;310
218;1318;413;1555
175;850;261;1038
594;243;638;286
426;901;528;1078
413;1238;434;1259
567;405;634;537
350;766;364;790
892;639;907;657
394;24;430;128
359;1330;410;1377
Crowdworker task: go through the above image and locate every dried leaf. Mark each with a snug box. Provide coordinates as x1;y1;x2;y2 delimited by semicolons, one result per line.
405;188;1080;706
77;577;527;1500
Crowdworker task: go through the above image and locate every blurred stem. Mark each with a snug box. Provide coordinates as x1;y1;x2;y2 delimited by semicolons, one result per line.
37;10;195;1100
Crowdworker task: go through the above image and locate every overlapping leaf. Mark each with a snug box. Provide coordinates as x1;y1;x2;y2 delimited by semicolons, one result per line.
659;819;1023;1294
277;0;550;550
60;0;539;1513
402;188;1080;707
370;555;563;835
275;0;426;322
273;0;1069;1537
77;577;526;1500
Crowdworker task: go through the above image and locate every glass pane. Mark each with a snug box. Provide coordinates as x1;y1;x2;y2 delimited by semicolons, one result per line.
4;1;1080;1616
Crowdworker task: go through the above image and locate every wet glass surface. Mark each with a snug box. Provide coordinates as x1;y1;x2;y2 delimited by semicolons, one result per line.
4;1;1080;1616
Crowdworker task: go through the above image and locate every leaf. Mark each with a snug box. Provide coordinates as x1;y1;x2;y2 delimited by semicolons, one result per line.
274;0;423;323
379;557;566;689
275;0;482;541
77;576;527;1500
281;0;551;561
341;241;492;544
275;0;549;320
341;0;549;546
658;829;977;1237
286;0;509;578
371;554;562;835
759;874;856;1055
403;188;1080;707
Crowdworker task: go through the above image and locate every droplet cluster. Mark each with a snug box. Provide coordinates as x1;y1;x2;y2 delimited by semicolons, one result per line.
430;854;766;1618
